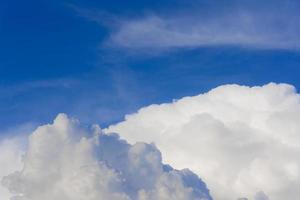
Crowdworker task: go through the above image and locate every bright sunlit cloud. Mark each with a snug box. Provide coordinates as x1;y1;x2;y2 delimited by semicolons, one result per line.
107;83;300;200
1;114;212;200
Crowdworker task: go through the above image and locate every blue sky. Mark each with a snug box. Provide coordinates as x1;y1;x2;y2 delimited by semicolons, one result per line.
1;0;300;133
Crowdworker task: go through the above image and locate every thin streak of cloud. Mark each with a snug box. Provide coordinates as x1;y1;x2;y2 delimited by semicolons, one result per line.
67;1;300;51
67;4;121;28
106;11;300;50
0;78;78;97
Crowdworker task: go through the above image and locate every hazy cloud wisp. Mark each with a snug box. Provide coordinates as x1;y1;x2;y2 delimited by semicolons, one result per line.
106;11;300;50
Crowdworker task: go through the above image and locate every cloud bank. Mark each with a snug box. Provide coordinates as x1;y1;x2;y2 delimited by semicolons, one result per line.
107;83;300;200
1;114;212;200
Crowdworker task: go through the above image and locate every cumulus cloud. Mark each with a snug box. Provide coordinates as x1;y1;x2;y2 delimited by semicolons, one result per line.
106;10;300;50
1;114;212;200
0;138;24;200
107;83;300;200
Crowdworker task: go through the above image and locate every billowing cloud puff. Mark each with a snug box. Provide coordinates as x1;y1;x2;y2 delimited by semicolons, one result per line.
1;114;212;200
107;83;300;200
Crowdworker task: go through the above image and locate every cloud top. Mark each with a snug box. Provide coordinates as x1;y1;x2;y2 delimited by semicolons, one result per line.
107;83;300;200
1;114;212;200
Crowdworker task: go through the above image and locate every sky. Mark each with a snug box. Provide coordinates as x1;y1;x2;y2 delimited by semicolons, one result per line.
2;0;300;200
1;0;300;133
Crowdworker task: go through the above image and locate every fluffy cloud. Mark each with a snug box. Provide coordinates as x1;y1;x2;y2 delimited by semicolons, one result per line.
1;114;212;200
0;138;24;200
107;83;300;200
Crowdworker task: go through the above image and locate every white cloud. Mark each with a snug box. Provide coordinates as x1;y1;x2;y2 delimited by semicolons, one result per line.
106;11;300;50
1;114;212;200
106;83;300;200
0;137;24;200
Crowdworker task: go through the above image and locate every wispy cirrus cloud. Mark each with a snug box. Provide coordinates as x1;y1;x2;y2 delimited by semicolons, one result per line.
106;11;300;50
71;1;300;51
